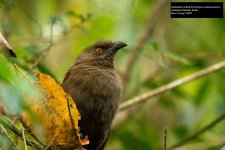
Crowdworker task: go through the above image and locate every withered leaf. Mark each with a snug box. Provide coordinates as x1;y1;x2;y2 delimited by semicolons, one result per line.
22;73;89;149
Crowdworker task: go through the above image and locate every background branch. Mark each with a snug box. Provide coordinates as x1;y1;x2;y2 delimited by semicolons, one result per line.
221;144;225;150
0;115;44;150
119;60;225;111
112;60;225;130
164;127;167;150
22;127;28;150
122;0;170;85
0;125;18;149
168;112;225;150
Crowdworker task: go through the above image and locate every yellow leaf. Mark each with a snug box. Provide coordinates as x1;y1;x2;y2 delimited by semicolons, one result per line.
22;73;88;149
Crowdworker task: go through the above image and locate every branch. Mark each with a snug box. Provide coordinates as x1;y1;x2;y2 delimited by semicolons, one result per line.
22;127;28;150
0;32;16;57
168;112;225;150
119;60;225;111
0;114;44;150
221;144;225;150
164;127;167;150
0;125;19;148
122;0;170;84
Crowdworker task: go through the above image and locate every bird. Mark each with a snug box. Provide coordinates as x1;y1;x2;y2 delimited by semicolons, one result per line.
61;40;127;150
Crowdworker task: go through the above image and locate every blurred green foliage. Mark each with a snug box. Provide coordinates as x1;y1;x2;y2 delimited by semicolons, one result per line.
0;0;225;149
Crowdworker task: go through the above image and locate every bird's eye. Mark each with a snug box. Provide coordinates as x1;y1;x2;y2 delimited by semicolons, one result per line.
96;48;102;52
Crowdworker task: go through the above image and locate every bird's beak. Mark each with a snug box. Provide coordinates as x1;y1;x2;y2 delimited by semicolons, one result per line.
112;41;127;51
107;41;127;56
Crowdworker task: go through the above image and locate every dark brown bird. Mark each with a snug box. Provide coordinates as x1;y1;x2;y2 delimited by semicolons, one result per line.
62;40;127;150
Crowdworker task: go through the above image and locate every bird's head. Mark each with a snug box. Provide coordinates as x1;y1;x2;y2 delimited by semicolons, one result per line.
75;40;127;68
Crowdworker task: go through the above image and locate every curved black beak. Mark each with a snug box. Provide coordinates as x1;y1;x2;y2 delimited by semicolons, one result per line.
112;41;127;51
107;41;127;56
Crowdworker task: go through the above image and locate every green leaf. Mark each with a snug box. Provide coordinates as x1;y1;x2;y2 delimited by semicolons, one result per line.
164;51;191;65
0;115;43;150
0;83;22;114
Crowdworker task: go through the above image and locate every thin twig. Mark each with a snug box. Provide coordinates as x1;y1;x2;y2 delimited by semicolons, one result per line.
13;64;34;86
66;96;77;136
22;127;28;150
122;0;170;85
119;60;225;111
168;112;225;150
0;125;19;149
13;63;40;96
66;96;81;147
0;114;44;150
20;119;45;147
14;64;45;146
44;134;57;150
164;127;167;150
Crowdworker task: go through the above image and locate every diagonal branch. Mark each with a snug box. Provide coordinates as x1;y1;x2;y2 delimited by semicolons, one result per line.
0;124;19;148
0;114;44;150
119;60;225;111
22;127;28;150
221;144;225;150
122;0;170;85
168;112;225;150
